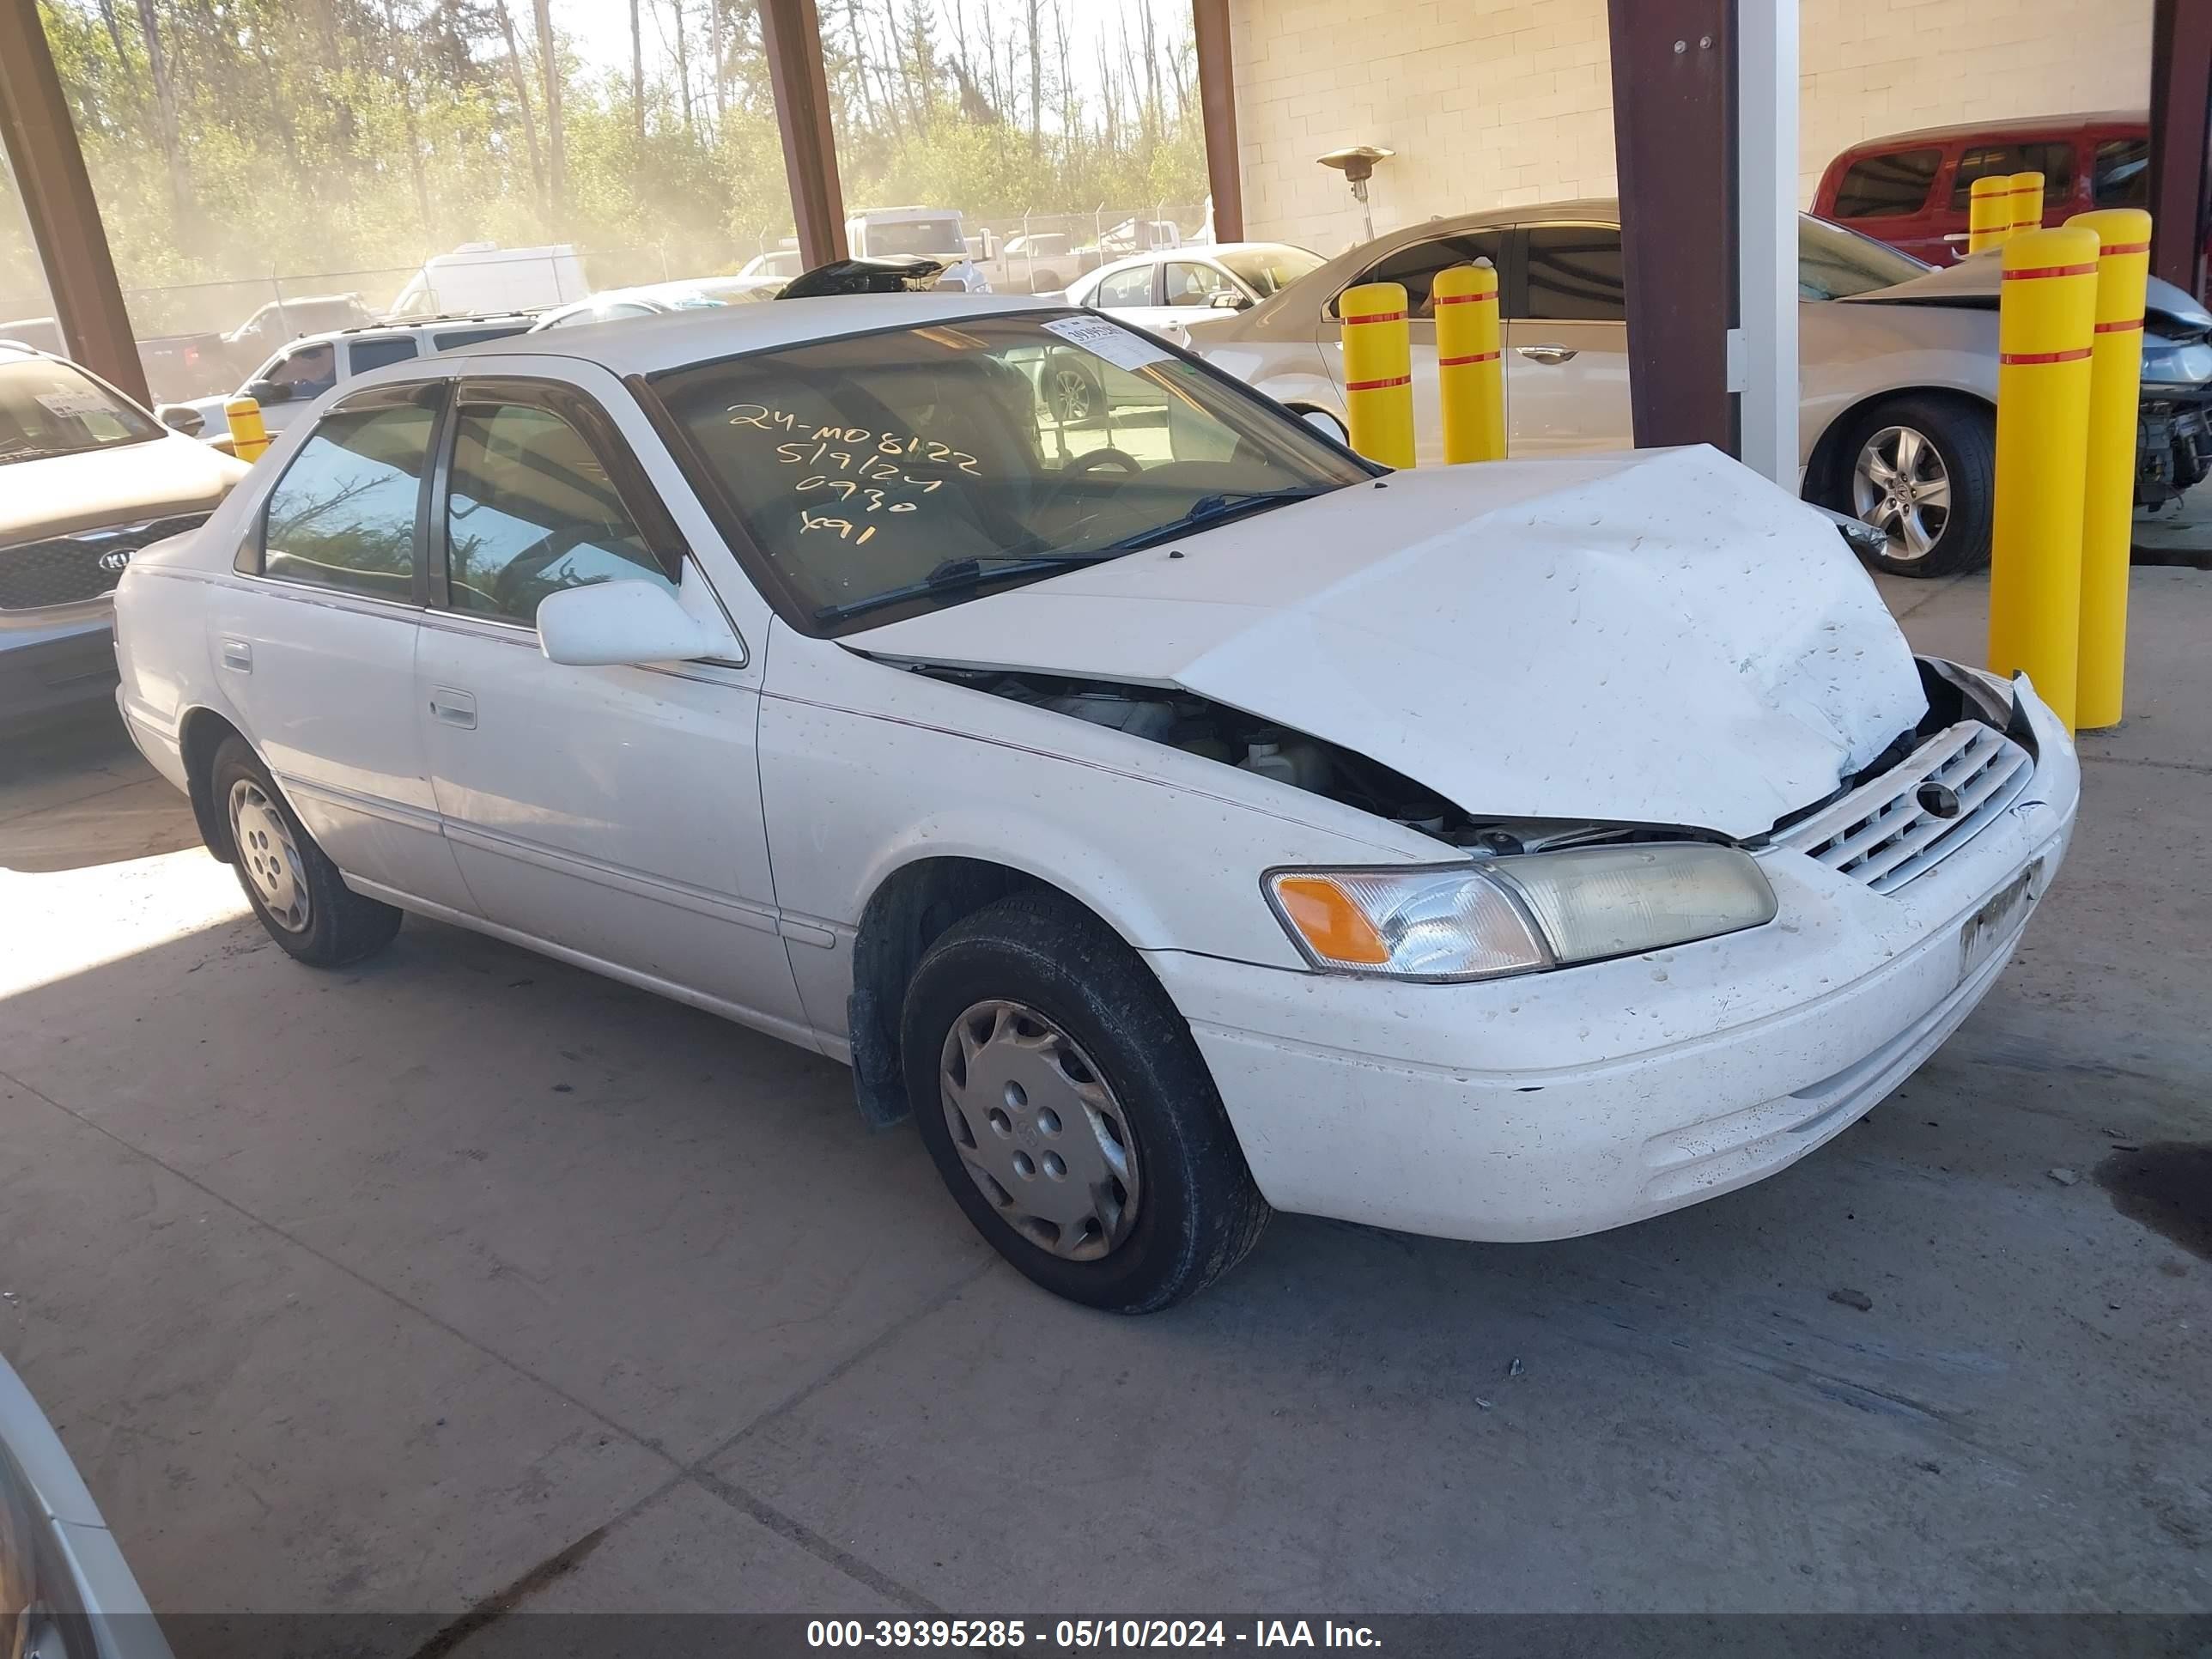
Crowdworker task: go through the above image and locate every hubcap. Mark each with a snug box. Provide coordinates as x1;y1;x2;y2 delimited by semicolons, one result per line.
1053;368;1096;422
939;1000;1140;1261
228;778;312;933
1851;424;1952;563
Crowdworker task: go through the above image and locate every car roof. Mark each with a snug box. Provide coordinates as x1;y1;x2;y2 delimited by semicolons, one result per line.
428;291;1064;374
1833;110;2145;156
275;314;539;348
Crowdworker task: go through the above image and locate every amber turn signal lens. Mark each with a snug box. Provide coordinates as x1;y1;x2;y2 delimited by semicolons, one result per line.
1271;874;1391;966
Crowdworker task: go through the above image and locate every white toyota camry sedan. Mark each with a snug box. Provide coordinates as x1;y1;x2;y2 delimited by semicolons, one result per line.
112;294;2079;1311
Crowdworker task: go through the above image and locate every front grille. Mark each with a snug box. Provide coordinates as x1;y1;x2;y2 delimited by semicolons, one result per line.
0;514;209;611
1772;720;2033;894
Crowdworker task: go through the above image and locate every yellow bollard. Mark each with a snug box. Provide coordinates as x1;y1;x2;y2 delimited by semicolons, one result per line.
1339;281;1416;469
2008;170;2046;240
1967;175;2011;254
2068;207;2152;730
224;396;270;463
1433;261;1505;464
1988;225;2100;729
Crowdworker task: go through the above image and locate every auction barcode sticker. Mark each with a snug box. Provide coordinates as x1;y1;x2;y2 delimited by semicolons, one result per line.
1039;315;1172;373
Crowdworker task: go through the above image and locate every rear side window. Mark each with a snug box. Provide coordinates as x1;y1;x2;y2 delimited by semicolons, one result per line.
2094;137;2150;208
1092;267;1155;309
443;399;672;625
1949;141;2076;209
260;400;434;600
1522;226;1624;322
1341;229;1504;319
1833;148;1942;218
431;325;529;351
349;337;420;374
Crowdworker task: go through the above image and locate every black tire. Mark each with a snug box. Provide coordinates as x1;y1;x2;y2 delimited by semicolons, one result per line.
209;735;402;967
1046;357;1104;425
1825;394;1995;578
901;892;1269;1313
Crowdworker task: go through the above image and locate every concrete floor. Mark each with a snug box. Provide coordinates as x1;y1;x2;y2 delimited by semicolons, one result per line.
1;570;2208;1644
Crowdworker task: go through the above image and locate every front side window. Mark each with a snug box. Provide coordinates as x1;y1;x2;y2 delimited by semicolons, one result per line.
1093;267;1156;309
260;398;434;599
1833;148;1942;218
653;313;1369;631
269;343;337;399
444;399;672;625
1522;225;1624;322
1949;141;2075;209
1341;230;1503;319
1798;216;1929;301
0;356;160;465
1164;262;1238;307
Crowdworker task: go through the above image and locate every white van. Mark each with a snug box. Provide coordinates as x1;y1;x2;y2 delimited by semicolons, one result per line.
386;243;589;319
843;208;990;292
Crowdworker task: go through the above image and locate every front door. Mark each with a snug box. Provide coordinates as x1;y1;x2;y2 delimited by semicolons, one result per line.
1503;222;1634;455
410;371;807;1037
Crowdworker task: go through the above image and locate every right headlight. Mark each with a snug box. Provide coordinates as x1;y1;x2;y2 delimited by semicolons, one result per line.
1266;843;1777;981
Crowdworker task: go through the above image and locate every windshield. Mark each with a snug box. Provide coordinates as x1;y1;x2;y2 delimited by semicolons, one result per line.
866;219;967;259
1216;246;1325;298
0;357;161;465
653;312;1370;631
1799;215;1929;300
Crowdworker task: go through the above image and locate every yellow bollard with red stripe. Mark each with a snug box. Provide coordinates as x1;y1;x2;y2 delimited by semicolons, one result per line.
2008;170;2046;240
1339;280;1415;468
2067;207;2153;730
1433;261;1505;463
1988;225;2100;729
1967;175;2011;254
224;396;270;462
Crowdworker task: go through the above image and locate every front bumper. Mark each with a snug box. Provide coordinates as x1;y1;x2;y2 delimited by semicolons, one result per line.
1146;678;2081;1243
0;601;118;732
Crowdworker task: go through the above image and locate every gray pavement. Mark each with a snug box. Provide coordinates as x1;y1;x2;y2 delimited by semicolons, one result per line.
0;569;2207;1640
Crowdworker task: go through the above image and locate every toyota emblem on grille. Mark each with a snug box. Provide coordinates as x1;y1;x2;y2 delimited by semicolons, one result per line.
1917;781;1962;819
97;550;134;573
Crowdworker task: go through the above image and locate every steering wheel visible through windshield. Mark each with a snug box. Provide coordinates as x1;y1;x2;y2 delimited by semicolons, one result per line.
650;311;1372;631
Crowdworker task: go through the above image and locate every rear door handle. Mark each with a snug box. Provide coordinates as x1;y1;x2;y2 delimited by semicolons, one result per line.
428;687;477;730
1516;344;1577;366
219;638;252;673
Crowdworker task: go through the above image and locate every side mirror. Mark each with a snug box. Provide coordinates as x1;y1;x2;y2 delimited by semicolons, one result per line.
157;404;204;436
245;378;291;404
537;579;731;667
1210;290;1250;310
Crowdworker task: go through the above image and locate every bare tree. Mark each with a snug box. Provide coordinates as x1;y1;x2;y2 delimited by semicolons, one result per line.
131;0;191;216
491;0;547;208
1024;0;1039;154
631;0;646;138
532;0;565;217
380;0;434;235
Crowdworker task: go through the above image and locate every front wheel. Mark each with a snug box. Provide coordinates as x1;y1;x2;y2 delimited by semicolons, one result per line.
902;893;1269;1312
1832;396;1995;577
1047;360;1104;425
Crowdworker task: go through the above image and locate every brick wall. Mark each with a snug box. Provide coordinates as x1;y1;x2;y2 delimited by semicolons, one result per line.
1229;0;2153;252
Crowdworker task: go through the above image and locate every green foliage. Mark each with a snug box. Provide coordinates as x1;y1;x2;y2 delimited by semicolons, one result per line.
4;0;1211;329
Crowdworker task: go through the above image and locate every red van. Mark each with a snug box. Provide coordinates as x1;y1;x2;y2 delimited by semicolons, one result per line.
1812;112;2149;267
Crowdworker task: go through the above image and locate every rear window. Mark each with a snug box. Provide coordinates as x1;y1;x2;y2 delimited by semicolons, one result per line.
1949;141;2076;209
1833;149;1942;219
2094;137;2150;208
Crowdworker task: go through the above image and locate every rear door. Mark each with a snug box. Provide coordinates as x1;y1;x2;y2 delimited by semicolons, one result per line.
1504;222;1632;453
1826;144;1949;263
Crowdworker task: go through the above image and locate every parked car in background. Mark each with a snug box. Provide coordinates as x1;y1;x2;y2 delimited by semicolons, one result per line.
1194;203;2212;575
736;249;804;285
1813;112;2150;267
114;296;2075;1312
1;340;246;732
387;242;588;319
996;232;1082;294
846;208;990;292
1069;242;1326;338
530;277;784;331
1;315;231;405
0;1352;173;1658
219;293;378;379
159;315;538;447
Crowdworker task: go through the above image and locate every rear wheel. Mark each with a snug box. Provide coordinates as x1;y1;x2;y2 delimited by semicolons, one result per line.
902;893;1269;1312
210;736;402;966
1047;360;1104;424
1832;396;1994;577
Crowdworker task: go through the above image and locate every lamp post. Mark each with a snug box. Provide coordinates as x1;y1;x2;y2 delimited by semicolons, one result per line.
1317;145;1395;244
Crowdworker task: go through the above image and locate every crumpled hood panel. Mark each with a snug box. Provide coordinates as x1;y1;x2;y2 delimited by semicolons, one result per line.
847;446;1928;838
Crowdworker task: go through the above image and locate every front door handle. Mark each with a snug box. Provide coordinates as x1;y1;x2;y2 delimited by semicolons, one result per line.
428;687;477;730
219;638;252;673
1516;343;1578;366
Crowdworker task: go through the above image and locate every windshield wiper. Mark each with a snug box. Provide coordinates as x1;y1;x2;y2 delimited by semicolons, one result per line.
1100;485;1336;553
813;552;1123;627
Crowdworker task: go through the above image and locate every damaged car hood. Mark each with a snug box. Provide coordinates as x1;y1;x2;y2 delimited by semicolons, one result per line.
846;446;1929;838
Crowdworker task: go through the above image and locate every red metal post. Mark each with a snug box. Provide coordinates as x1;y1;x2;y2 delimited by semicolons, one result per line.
1193;0;1244;244
760;0;848;270
2148;0;2212;300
